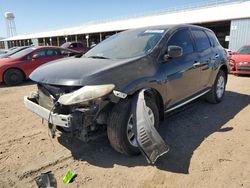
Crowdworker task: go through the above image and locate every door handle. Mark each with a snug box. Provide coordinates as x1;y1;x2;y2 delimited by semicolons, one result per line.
193;61;201;68
215;54;220;58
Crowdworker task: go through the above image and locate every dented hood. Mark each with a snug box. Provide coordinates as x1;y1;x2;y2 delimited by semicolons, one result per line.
30;56;156;88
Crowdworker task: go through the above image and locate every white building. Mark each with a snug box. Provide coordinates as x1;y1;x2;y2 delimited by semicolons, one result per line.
1;0;250;50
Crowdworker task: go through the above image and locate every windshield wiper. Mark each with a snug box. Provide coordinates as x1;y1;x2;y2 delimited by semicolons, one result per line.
88;55;109;59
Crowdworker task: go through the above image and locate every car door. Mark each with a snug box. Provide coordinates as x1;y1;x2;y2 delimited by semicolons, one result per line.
160;28;200;107
191;29;214;89
24;48;61;76
23;49;47;76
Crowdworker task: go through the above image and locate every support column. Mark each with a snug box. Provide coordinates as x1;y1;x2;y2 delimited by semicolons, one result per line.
57;37;60;46
99;33;102;42
75;35;78;42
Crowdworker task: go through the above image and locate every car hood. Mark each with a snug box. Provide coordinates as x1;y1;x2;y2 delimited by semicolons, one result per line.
0;58;15;65
231;54;250;62
30;56;156;89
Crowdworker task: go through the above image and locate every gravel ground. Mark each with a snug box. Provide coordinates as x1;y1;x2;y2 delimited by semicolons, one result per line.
0;74;249;188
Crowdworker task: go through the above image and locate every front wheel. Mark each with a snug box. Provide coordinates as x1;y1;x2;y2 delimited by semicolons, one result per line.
206;70;226;103
107;97;159;156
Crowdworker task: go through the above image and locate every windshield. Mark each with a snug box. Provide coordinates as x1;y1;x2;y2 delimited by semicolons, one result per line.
85;28;166;59
9;47;36;59
237;46;250;54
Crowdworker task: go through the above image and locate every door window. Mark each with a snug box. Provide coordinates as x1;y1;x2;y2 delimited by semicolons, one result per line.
26;49;46;60
167;29;194;55
60;49;73;56
192;30;211;51
46;49;59;57
205;30;220;47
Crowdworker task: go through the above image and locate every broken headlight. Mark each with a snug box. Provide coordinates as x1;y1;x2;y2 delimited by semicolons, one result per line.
58;84;115;105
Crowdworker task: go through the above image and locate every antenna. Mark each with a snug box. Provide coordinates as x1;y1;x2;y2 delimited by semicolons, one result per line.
4;12;17;37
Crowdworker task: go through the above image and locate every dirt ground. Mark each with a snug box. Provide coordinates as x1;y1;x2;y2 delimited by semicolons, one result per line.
0;74;250;188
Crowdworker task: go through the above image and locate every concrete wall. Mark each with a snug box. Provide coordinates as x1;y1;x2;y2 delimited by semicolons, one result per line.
229;18;250;51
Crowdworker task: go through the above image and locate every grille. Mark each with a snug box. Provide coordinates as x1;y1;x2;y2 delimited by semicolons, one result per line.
238;66;250;72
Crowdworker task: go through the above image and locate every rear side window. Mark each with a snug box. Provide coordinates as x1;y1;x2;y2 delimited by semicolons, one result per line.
46;49;59;56
205;30;220;47
167;29;194;55
77;43;83;48
192;29;211;51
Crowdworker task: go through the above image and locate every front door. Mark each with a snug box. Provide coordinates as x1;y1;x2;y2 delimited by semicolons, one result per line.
24;48;62;76
161;28;201;107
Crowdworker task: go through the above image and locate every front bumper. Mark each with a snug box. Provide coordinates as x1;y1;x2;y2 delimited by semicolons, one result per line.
24;96;71;128
230;63;250;74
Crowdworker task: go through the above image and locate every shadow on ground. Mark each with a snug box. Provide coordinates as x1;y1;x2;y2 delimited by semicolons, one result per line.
0;80;35;88
58;91;250;174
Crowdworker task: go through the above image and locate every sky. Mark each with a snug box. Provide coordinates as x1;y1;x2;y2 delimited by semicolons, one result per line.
0;0;224;37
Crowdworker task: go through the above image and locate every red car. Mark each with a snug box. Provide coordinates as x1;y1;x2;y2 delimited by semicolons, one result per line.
61;42;89;53
229;44;250;75
0;46;80;85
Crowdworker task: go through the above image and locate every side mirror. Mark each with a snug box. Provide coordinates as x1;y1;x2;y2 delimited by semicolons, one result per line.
231;51;237;55
164;45;183;60
32;54;40;59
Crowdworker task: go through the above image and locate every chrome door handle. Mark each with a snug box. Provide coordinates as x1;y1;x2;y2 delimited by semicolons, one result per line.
215;54;220;58
193;61;201;67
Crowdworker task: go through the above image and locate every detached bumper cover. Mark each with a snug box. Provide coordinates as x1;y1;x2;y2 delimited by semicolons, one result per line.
132;90;169;164
24;96;71;128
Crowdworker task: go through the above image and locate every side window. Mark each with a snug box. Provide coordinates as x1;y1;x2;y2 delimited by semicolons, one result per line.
60;49;72;56
78;43;83;48
26;50;46;60
34;50;46;57
192;29;211;51
46;49;59;57
69;43;77;48
167;29;194;55
205;30;220;47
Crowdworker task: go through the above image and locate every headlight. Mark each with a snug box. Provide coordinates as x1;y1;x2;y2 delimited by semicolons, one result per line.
58;84;115;105
229;59;235;66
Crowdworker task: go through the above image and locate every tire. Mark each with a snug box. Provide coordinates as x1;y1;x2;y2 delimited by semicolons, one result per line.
206;70;226;104
4;69;24;86
107;96;159;156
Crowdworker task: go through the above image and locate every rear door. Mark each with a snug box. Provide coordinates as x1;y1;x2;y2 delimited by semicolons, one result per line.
161;28;200;106
190;29;214;89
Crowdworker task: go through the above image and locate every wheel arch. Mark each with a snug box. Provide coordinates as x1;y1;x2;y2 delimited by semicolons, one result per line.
126;87;164;121
219;64;228;83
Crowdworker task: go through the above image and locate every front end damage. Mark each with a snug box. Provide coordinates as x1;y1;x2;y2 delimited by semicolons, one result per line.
24;84;115;141
24;84;169;164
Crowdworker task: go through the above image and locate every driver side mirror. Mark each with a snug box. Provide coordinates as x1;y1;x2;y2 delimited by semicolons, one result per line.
32;54;40;60
164;45;183;61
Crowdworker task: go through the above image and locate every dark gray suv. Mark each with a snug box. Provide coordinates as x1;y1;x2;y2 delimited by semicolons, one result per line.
24;25;229;161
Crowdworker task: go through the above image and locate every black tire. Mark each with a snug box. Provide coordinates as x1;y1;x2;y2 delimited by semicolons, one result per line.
4;69;24;86
107;97;159;156
206;70;226;104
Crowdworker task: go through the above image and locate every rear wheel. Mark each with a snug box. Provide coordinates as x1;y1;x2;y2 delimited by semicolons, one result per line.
4;69;24;86
206;70;226;103
107;96;159;156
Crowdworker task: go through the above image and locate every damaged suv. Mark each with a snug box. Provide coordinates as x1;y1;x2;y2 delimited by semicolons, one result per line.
24;25;229;162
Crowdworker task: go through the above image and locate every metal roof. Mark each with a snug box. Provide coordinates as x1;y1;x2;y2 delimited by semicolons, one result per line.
1;0;250;41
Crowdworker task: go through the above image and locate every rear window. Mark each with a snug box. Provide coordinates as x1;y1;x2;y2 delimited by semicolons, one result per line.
192;29;211;51
205;30;220;47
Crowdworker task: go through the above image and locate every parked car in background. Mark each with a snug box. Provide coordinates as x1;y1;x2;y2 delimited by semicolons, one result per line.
0;46;29;58
24;25;229;160
61;42;89;53
0;49;7;55
229;44;250;75
0;46;80;85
